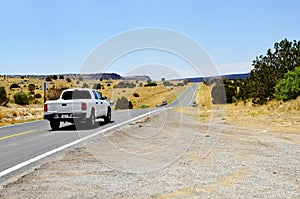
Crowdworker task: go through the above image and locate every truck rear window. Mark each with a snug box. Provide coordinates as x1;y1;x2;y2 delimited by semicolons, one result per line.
61;91;92;100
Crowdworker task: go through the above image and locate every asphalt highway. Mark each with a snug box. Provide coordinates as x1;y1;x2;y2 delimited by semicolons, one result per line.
0;83;198;179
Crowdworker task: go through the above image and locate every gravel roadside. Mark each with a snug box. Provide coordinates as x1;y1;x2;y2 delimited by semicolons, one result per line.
0;109;299;198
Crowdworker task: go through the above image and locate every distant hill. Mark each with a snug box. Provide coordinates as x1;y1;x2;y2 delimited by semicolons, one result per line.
2;73;122;80
80;73;122;80
186;73;250;82
122;75;151;81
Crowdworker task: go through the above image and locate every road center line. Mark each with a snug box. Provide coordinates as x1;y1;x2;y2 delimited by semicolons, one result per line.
0;108;166;178
0;130;37;141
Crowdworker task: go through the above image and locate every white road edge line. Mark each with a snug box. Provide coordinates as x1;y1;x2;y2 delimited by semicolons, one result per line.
0;108;167;178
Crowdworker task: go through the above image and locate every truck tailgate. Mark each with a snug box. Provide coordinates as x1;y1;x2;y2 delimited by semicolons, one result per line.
46;100;83;113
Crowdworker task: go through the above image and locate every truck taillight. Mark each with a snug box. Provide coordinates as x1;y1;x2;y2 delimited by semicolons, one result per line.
81;102;87;111
44;104;48;112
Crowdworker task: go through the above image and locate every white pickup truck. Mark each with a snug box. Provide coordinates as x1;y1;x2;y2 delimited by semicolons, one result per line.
44;88;111;130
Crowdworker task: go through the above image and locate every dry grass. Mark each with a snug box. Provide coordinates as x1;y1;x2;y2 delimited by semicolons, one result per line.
226;98;300;133
180;83;300;133
0;104;43;126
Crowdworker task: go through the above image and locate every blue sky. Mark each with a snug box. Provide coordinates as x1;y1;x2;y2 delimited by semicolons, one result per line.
0;0;300;78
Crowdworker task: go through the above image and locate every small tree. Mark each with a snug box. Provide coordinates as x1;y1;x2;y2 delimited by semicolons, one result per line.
59;75;64;79
52;75;58;80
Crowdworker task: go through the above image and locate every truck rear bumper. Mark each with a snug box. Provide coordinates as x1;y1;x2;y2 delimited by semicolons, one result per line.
44;112;87;122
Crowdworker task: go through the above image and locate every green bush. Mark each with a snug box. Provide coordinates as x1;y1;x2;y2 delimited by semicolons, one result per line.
275;67;300;101
14;91;32;105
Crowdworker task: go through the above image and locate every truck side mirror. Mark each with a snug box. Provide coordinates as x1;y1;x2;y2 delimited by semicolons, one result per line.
109;98;115;105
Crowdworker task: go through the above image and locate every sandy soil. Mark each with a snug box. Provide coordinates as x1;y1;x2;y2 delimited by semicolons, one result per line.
0;109;299;198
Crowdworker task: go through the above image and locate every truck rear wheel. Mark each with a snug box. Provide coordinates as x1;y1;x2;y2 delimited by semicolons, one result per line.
50;120;60;131
104;108;111;123
89;110;96;126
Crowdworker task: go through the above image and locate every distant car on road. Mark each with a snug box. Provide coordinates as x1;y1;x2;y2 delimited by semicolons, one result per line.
44;88;111;130
156;100;168;107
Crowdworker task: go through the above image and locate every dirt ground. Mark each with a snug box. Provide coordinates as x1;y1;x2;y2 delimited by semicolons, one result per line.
0;109;299;198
